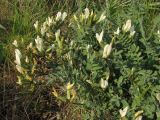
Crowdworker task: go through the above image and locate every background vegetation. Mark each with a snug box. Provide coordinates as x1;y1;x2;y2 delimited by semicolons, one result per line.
0;0;160;120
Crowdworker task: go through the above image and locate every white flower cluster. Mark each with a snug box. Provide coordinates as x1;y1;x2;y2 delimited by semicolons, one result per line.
74;8;106;23
113;19;135;37
33;12;67;52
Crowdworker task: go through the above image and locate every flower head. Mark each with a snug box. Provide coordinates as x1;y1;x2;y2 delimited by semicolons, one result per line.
84;8;90;19
27;42;33;49
12;40;18;47
119;106;128;118
35;36;43;52
56;12;62;21
129;26;136;37
114;27;120;35
100;78;108;89
41;22;47;36
135;110;143;120
96;30;104;44
16;65;23;73
46;17;54;26
25;56;29;63
102;43;112;59
122;19;132;32
62;12;67;21
135;116;142;120
34;21;39;30
15;49;22;65
97;12;106;23
55;29;60;41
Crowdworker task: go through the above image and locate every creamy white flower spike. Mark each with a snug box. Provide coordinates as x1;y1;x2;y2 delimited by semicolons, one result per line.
12;40;18;47
103;43;112;58
98;12;106;23
34;21;38;30
158;30;160;34
35;36;43;52
62;12;67;21
84;8;90;19
119;106;128;118
114;27;120;35
122;19;132;32
100;78;108;89
55;29;60;41
56;12;62;21
96;30;104;44
16;65;23;73
15;49;22;65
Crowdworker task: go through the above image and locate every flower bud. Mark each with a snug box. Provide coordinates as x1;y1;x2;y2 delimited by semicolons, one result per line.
122;19;132;32
135;110;143;120
62;12;67;21
41;21;48;36
97;12;106;23
96;30;104;44
102;43;112;59
34;21;38;31
129;26;136;37
114;27;120;35
35;36;43;52
12;40;18;47
46;17;54;26
84;8;90;19
56;12;62;21
135;116;142;120
16;65;23;73
100;78;108;89
55;29;60;41
25;56;29;63
119;106;128;118
15;49;22;65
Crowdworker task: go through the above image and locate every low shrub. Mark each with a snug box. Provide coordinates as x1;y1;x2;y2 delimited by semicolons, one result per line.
13;8;160;119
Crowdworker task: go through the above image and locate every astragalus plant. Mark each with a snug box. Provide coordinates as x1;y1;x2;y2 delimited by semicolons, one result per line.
13;8;160;119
